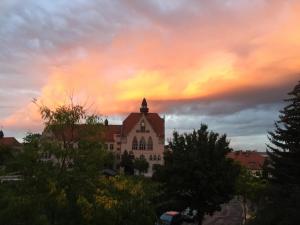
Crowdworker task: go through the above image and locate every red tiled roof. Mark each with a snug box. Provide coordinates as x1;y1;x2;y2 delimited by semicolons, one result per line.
122;113;164;138
0;137;21;147
103;125;121;142
227;151;266;170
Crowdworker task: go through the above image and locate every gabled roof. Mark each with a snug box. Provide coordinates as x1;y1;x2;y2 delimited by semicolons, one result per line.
227;151;266;170
122;112;164;138
0;137;21;147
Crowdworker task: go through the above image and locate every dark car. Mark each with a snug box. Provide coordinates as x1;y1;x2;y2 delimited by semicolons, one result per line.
156;211;182;225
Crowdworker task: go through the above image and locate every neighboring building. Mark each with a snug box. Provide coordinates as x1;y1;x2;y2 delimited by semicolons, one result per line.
0;130;22;150
103;98;165;176
227;150;267;175
0;130;23;182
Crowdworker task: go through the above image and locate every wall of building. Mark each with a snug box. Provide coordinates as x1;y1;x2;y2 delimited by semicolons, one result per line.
120;114;164;176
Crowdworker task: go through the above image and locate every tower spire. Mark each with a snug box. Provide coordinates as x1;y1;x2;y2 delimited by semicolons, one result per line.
140;98;149;113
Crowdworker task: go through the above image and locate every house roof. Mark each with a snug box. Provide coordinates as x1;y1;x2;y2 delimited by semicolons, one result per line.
227;151;266;170
122;112;164;138
103;125;121;142
0;137;21;147
44;124;123;143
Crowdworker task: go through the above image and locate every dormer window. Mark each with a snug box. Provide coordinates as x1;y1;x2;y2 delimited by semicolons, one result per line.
140;120;145;132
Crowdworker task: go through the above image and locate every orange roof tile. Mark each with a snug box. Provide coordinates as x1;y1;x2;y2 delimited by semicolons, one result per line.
227;151;266;170
122;113;164;138
0;137;21;147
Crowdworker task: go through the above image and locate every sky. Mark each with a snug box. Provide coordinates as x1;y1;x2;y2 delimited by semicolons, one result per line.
0;0;299;151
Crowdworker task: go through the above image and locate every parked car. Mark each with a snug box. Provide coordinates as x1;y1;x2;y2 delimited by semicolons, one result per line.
156;211;183;225
181;207;198;222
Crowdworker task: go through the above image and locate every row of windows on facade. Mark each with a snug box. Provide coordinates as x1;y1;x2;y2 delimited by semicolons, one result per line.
132;136;153;150
104;136;153;151
116;153;161;161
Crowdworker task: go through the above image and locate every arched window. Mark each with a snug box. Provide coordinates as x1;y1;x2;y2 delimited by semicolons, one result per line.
132;136;138;150
140;120;145;132
147;136;153;150
139;137;146;150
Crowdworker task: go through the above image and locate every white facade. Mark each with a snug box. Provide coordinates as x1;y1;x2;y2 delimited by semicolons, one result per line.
105;99;165;176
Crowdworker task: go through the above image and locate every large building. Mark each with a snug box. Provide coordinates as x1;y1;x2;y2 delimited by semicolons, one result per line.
103;98;165;176
42;98;165;176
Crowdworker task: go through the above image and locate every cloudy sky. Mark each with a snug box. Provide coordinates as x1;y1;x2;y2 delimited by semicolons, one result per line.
0;0;299;150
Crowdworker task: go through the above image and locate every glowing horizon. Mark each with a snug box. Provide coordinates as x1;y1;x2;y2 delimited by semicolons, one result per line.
0;0;299;150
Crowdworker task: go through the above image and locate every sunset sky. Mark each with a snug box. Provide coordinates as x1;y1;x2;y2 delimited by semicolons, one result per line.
0;0;299;150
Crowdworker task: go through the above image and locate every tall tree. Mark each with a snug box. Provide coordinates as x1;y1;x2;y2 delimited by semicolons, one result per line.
153;124;240;225
0;103;113;225
133;157;149;175
251;81;300;225
120;150;134;175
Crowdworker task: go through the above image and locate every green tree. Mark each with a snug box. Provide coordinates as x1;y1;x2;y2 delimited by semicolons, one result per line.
134;157;149;175
153;124;240;224
236;168;267;224
120;150;134;175
94;175;158;225
0;103;113;225
250;81;300;225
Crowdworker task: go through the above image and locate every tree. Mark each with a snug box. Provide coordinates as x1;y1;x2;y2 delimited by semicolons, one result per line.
120;150;134;175
153;124;240;224
0;103;113;225
236;168;267;224
250;81;300;225
134;157;149;175
94;175;158;225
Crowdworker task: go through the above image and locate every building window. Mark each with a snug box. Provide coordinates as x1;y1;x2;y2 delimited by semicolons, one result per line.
104;144;108;150
139;137;146;150
147;136;153;150
158;155;161;161
149;155;153;161
153;155;157;160
132;136;138;150
140;154;145;159
140;120;145;132
110;144;114;150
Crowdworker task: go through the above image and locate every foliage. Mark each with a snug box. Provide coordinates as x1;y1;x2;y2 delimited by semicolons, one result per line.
133;157;149;175
236;167;268;223
250;81;300;225
120;150;134;175
153;124;240;224
0;104;109;225
94;175;158;225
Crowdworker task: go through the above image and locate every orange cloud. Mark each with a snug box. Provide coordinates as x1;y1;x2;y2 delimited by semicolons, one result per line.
1;0;300;134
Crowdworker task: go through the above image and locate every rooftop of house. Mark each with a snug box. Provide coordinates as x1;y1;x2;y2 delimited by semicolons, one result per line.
227;150;267;170
0;131;22;148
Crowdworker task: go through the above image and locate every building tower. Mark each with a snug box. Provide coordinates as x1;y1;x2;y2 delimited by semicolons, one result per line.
140;98;149;113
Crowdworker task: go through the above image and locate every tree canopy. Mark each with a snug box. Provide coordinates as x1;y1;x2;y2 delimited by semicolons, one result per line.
0;103;157;225
250;81;300;225
153;124;240;224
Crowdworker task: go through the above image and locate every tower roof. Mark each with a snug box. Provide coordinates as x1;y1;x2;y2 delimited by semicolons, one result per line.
140;98;149;113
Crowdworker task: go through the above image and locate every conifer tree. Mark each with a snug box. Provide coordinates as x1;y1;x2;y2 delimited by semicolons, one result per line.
252;81;300;225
